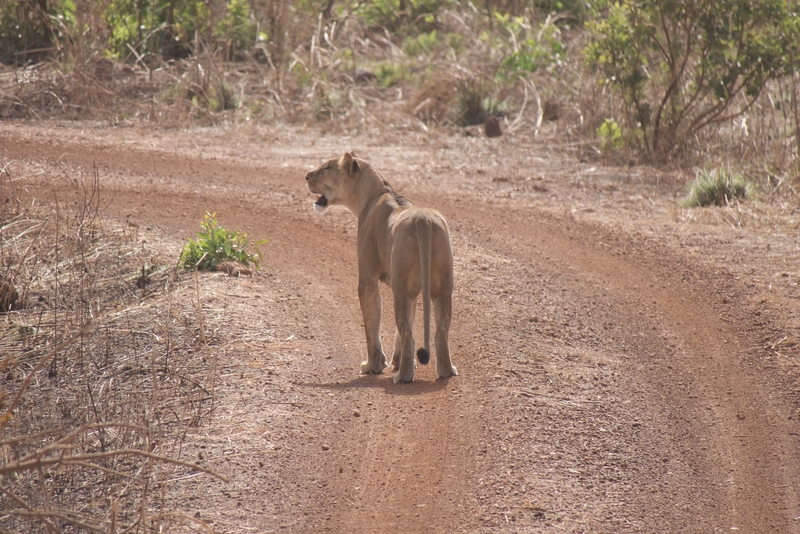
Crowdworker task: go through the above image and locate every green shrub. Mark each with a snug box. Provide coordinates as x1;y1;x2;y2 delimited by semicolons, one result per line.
498;21;565;79
682;167;751;208
585;0;800;159
355;0;448;34
403;30;439;57
375;63;408;87
105;0;209;59
0;0;74;64
210;82;237;111
597;118;623;150
180;212;264;270
214;0;256;59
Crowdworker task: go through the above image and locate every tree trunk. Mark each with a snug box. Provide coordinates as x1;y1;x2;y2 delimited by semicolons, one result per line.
136;0;143;50
323;0;335;20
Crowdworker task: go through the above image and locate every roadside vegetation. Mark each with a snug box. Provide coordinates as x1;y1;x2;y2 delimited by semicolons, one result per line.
180;212;264;271
1;0;799;181
0;167;228;531
682;167;752;208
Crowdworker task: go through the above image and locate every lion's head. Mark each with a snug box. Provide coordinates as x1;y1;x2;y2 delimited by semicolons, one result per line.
305;152;360;214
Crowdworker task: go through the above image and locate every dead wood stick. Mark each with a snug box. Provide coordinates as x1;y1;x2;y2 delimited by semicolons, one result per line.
1;448;229;482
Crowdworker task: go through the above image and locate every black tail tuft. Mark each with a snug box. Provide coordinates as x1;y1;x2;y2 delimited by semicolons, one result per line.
416;348;430;365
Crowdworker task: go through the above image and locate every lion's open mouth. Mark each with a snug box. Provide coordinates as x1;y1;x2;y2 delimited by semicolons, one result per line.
315;195;328;207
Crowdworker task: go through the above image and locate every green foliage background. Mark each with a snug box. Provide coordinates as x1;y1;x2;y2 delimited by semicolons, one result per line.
584;0;800;157
1;0;799;162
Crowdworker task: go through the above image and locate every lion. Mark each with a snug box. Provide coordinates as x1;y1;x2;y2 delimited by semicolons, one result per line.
305;152;458;383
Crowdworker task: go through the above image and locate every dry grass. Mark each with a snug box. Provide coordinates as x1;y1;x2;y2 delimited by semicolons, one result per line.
0;165;227;532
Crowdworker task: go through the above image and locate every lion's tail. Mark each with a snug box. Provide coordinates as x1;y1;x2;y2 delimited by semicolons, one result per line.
416;217;432;365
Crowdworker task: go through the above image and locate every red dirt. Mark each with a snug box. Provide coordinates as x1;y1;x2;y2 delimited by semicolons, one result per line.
3;121;800;532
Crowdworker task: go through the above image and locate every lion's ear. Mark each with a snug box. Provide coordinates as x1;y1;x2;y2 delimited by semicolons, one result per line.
339;152;359;176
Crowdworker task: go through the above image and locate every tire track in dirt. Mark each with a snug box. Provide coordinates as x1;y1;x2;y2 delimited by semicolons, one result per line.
431;195;800;532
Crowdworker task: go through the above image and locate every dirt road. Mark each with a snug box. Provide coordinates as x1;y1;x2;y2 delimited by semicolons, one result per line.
3;122;800;532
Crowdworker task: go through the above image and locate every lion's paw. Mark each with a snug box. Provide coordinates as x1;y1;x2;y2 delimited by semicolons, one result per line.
360;360;386;374
393;370;414;384
438;365;458;379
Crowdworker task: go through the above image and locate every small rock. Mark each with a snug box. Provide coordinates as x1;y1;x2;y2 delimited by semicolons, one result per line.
485;116;502;138
353;410;361;417
321;444;330;451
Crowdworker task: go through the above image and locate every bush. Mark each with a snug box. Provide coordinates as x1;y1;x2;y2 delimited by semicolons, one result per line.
214;0;256;60
375;62;408;87
180;212;264;270
597;118;623;151
403;29;439;57
682;167;751;207
585;0;800;159
105;0;210;60
496;15;565;80
355;0;448;34
455;78;505;126
0;0;74;64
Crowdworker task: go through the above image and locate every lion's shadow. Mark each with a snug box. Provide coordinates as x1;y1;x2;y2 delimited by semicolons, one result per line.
299;373;451;396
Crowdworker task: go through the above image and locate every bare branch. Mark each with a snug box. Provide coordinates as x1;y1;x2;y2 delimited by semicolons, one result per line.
1;448;229;482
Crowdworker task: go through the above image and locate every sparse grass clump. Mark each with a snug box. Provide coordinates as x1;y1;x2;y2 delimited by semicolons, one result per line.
181;212;264;270
682;167;751;207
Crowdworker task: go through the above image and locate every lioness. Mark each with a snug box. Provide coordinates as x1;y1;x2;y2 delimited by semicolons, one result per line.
305;153;458;383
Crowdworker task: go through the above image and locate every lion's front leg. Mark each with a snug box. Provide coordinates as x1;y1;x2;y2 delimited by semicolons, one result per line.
358;280;387;374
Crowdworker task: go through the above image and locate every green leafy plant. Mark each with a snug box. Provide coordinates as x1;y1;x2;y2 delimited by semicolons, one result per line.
403;29;439;57
682;167;751;207
375;63;408;87
498;20;565;79
105;0;209;59
355;0;447;34
597;118;624;150
180;212;265;270
0;0;75;64
214;0;256;59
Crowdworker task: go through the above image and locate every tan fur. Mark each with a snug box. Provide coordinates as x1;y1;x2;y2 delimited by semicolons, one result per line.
305;153;458;383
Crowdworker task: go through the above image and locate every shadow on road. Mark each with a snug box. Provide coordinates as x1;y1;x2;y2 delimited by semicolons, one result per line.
300;373;453;396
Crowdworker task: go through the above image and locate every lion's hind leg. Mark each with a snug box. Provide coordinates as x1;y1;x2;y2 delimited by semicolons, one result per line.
433;294;457;379
391;300;417;371
392;295;416;384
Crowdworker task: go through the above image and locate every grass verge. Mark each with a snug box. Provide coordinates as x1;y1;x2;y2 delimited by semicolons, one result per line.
682;167;752;207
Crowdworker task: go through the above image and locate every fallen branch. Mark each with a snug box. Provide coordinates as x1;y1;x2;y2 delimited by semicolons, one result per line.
9;509;104;532
1;448;229;482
